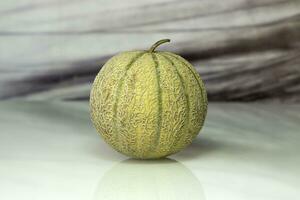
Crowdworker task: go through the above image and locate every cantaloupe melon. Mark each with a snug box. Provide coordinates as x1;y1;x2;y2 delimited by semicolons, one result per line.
90;39;207;159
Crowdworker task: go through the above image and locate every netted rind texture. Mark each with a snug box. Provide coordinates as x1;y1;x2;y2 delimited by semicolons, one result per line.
90;51;207;159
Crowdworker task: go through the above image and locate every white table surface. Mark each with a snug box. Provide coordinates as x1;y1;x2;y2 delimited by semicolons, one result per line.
0;101;299;200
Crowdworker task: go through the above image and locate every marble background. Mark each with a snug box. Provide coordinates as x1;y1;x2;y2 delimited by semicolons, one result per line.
0;0;300;102
1;101;299;200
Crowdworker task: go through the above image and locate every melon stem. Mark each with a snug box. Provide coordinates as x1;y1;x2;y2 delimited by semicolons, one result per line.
148;39;171;52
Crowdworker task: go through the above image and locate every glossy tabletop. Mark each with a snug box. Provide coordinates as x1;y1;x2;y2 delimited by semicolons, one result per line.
0;101;299;200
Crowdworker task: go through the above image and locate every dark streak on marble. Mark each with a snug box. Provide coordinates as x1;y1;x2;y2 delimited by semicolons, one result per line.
0;0;300;102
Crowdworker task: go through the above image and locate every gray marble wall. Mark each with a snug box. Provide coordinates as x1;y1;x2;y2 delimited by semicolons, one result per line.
0;0;299;102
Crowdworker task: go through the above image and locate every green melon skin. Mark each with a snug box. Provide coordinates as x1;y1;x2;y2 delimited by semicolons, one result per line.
90;40;207;159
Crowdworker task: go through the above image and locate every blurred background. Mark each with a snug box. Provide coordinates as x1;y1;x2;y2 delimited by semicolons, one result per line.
0;0;300;102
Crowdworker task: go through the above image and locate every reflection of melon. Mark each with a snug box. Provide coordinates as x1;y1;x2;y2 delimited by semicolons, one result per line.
90;39;207;159
94;159;204;200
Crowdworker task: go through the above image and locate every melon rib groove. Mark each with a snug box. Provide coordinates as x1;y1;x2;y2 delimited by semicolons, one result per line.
163;52;207;138
159;54;190;153
112;52;146;150
163;52;204;100
151;53;163;151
